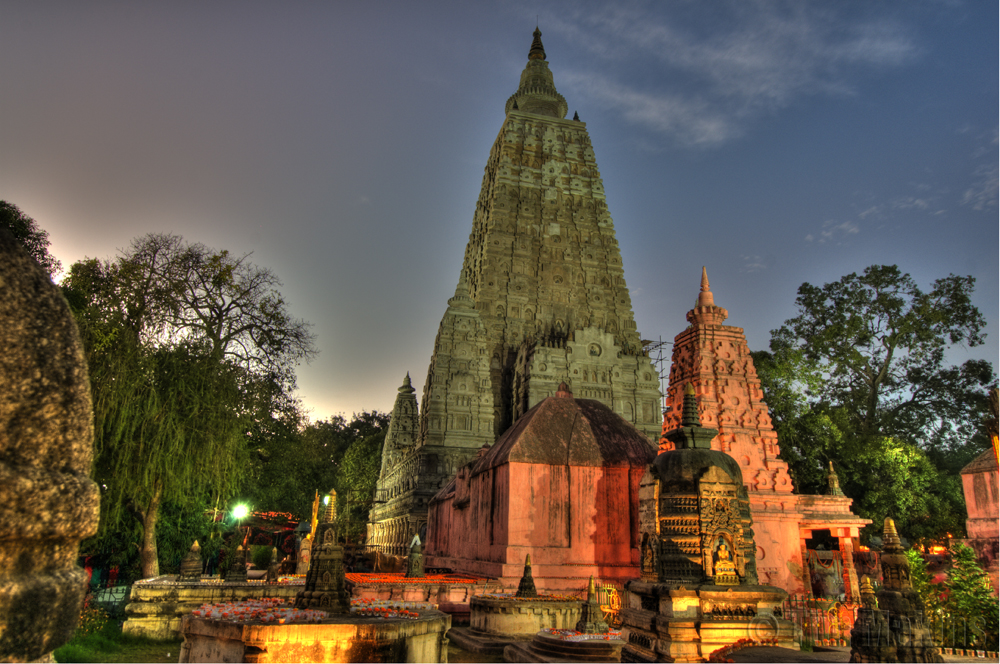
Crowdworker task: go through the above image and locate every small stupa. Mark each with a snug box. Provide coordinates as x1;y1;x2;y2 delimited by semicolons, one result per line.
178;541;203;581
295;489;350;613
621;384;794;662
575;576;608;634
849;518;943;663
227;545;247;583
515;555;537;598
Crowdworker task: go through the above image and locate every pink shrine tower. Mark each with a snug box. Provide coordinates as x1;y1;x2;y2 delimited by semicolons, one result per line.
660;268;870;600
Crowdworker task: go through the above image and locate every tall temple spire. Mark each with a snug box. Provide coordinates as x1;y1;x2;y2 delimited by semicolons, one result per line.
505;28;568;118
370;28;661;557
528;26;546;60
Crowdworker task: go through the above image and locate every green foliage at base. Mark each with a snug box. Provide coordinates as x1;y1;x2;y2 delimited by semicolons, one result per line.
905;544;999;649
54;621;181;663
251;544;274;569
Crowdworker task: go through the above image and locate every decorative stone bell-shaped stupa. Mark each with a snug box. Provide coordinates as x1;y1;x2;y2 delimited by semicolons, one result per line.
295;489;350;613
621;384;793;662
178;540;203;581
654;383;758;586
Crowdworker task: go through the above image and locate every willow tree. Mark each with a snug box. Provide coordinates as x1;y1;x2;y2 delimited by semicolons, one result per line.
65;235;316;578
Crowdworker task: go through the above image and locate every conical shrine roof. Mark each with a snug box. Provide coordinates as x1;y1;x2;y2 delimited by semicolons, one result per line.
472;383;655;474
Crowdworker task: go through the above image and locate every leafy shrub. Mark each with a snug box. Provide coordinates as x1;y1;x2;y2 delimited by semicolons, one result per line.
251;544;274;569
76;595;109;639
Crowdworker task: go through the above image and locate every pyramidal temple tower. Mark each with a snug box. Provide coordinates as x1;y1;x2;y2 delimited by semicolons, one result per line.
368;29;662;555
656;268;870;598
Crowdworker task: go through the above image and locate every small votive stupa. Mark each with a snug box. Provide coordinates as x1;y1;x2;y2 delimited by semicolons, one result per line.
621;384;794;662
295;489;350;613
849;518;943;663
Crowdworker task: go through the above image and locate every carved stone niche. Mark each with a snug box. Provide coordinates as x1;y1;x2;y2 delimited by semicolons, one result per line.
0;230;101;661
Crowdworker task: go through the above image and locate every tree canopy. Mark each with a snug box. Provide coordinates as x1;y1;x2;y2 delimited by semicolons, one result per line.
756;265;994;543
65;234;317;577
0;200;61;277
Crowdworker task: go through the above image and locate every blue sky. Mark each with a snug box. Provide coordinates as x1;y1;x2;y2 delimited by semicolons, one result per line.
2;1;996;420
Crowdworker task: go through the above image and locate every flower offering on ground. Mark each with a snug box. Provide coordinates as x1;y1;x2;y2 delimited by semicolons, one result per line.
477;592;581;602
190;597;436;625
345;572;483;585
541;628;623;641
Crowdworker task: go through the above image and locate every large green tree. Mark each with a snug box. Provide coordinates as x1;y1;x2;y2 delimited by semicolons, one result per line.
65;234;316;578
757;265;994;543
0;200;61;277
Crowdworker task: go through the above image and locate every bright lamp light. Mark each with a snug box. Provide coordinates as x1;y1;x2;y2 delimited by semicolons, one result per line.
233;504;249;519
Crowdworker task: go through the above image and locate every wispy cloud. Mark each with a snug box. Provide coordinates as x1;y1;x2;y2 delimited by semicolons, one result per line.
961;130;998;210
741;255;767;273
805;219;860;244
961;163;998;211
540;1;918;146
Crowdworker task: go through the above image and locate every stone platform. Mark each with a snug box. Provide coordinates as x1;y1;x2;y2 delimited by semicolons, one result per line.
345;572;501;625
179;609;451;663
445;592;586;654
124;576;303;639
504;629;625;663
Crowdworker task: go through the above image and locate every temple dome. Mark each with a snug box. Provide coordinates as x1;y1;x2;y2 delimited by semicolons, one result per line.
654;446;743;493
473;383;654;473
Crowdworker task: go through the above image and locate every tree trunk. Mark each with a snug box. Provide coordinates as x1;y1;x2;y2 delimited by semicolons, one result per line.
140;481;163;579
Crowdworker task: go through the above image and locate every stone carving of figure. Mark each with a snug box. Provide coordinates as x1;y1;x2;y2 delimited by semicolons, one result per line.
297;535;312;575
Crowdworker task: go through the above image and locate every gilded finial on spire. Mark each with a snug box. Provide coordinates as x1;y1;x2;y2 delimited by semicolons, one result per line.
827;461;844;496
697;266;715;307
529;27;546;60
323;489;337;523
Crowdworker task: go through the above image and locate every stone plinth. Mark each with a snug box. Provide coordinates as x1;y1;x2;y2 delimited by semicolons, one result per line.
345;572;501;625
124;577;302;639
470;596;582;637
179;610;451;663
504;629;624;663
620;581;795;662
0;229;101;662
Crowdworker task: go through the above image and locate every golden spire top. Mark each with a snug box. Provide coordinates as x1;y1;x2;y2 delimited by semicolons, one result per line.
528;27;546;60
322;488;337;523
882;517;903;553
697;266;715;307
587;575;596;600
525;553;532;566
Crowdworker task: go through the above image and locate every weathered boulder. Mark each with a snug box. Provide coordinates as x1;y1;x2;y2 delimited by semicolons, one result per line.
0;229;100;661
